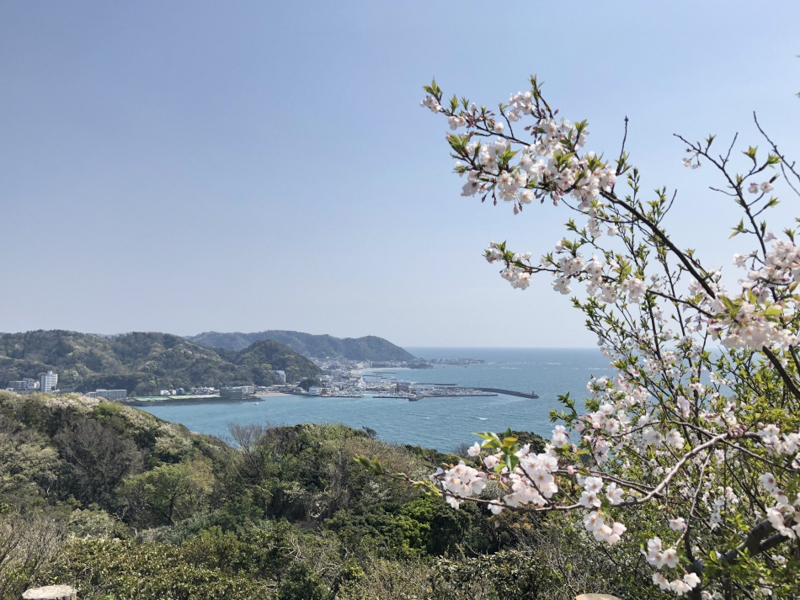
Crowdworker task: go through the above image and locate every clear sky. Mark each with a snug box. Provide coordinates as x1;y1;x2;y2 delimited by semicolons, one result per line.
1;1;798;347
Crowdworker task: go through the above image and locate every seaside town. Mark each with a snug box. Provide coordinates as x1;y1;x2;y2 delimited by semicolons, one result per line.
3;356;539;404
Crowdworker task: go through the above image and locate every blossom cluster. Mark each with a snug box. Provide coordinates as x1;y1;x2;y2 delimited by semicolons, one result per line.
710;303;797;349
438;441;630;544
703;235;800;350
431;461;486;509
421;87;617;213
422;78;800;599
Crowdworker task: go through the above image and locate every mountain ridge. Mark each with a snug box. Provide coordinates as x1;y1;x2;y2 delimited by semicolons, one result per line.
0;330;322;395
186;329;416;361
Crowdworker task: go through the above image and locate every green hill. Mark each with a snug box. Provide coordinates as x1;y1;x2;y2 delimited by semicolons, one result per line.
187;329;416;361
0;389;633;600
0;330;321;395
233;339;324;382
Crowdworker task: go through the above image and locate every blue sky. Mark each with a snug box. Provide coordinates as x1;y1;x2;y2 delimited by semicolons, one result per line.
1;1;798;347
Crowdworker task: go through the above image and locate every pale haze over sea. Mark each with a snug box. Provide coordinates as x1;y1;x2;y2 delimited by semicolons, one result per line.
142;347;611;452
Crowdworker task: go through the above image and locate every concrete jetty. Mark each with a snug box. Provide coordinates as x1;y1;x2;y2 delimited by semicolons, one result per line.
473;387;539;399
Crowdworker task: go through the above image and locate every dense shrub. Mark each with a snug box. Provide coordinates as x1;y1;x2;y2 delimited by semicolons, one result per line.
40;538;270;600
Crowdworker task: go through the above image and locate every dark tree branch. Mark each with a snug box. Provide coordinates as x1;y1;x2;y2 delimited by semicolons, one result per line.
762;346;800;401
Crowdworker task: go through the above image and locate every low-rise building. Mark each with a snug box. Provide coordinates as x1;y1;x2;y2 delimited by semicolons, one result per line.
190;386;217;395
220;386;255;399
8;378;39;392
93;389;128;400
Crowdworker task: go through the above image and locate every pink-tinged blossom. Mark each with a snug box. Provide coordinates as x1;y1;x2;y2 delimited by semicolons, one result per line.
606;483;624;505
677;396;691;418
759;472;777;492
583;511;604;532
552;424;569;448
448;115;466;130
645;537;664;567
642;427;664;446
653;572;671;591
420;95;441;112
622;277;647;303
670;578;692;595
483;454;500;469
607;521;626;544
488;501;504;515
669;517;686;531
661;547;679;568
439;461;485;508
594;439;611;463
683;573;700;590
583;476;603;494
501;266;531;290
666;429;685;449
579;491;601;508
552;277;571;294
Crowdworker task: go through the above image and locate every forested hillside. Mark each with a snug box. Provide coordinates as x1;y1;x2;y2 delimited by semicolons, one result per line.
0;390;653;600
187;330;416;361
0;330;321;395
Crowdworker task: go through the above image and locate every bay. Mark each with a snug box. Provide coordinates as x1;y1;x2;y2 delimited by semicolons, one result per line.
141;347;611;452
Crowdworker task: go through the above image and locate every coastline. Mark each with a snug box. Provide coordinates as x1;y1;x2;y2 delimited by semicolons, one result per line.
353;367;411;375
125;348;604;451
124;391;295;408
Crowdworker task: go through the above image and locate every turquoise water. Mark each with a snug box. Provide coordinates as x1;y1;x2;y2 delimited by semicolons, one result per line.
141;348;611;452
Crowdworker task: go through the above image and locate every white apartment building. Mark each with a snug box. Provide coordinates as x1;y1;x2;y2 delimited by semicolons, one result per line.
270;370;287;383
40;371;58;393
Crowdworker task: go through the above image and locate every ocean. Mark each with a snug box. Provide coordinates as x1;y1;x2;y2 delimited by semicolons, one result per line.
141;347;611;452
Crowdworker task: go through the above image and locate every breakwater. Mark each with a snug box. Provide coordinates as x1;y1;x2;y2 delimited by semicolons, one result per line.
473;387;539;399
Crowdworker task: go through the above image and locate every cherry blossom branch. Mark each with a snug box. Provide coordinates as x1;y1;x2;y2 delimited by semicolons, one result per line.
599;190;716;298
716;519;786;568
753;113;800;198
762;346;800;401
646;289;715;318
618;432;730;506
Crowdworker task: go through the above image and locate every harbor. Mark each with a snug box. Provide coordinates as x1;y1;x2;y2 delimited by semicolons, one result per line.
138;347;611;451
305;363;543;402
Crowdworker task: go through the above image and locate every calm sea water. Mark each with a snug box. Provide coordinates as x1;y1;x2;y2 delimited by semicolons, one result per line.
141;348;611;452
